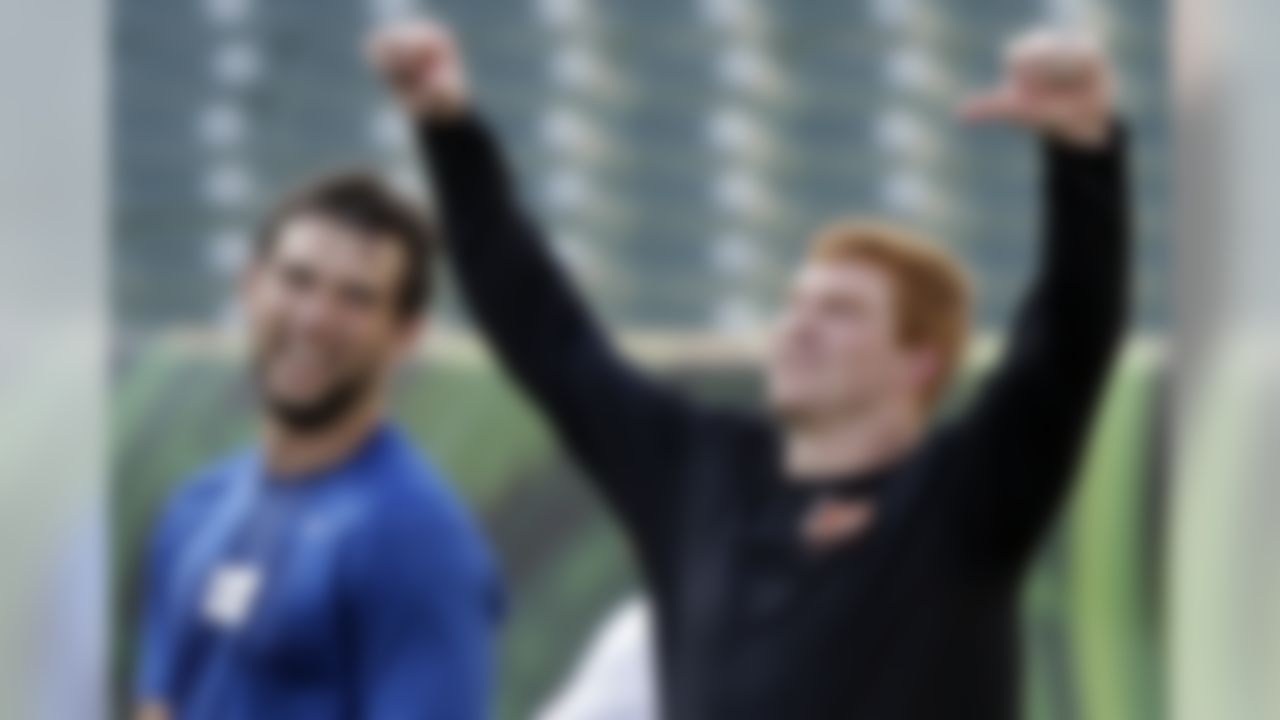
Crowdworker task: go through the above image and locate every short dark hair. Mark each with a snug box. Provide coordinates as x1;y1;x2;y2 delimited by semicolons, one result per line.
256;170;436;318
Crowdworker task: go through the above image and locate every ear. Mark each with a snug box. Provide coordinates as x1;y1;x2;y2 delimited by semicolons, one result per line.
905;345;942;400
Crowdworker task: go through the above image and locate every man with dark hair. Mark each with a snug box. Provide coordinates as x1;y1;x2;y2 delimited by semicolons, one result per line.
371;19;1129;720
134;172;501;720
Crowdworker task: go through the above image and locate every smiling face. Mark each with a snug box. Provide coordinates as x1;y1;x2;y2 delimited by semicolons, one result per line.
240;172;434;433
768;260;923;423
766;222;971;426
244;213;422;432
240;210;419;427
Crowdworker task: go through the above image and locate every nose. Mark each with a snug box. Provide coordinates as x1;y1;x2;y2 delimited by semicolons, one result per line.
277;293;345;354
291;285;342;331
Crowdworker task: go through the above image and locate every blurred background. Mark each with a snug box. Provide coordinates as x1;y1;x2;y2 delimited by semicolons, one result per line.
110;0;1169;719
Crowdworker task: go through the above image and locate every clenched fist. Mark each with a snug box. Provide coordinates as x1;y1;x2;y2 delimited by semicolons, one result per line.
366;20;469;118
961;28;1116;148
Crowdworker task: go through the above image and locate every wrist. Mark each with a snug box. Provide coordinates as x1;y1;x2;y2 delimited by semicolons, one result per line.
421;99;469;123
402;89;469;124
1050;114;1116;150
1045;117;1124;161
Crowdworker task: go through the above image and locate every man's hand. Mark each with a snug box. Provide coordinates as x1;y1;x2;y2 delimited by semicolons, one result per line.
366;20;469;119
961;27;1116;148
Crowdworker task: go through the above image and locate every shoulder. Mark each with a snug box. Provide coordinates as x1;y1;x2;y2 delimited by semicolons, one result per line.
346;428;497;582
364;430;483;540
155;450;252;530
142;451;254;573
704;407;780;474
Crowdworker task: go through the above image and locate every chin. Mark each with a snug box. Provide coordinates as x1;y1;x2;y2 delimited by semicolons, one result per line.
266;394;355;434
264;388;325;414
262;370;375;434
766;390;813;422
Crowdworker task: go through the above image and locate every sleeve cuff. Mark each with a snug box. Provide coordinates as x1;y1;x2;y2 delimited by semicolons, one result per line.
417;109;488;147
1044;118;1127;163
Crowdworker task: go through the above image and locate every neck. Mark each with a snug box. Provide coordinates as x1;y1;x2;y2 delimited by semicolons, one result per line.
262;395;384;479
783;400;924;482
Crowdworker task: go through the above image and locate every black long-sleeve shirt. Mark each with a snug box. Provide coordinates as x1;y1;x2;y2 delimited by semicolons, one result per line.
421;114;1128;720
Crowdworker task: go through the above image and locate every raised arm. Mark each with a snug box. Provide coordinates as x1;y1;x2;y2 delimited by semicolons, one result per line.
951;29;1130;568
366;22;702;551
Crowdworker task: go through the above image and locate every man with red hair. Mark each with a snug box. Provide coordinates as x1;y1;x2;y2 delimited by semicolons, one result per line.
371;21;1129;720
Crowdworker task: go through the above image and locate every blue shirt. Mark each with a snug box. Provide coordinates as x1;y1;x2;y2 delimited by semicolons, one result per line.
136;424;502;720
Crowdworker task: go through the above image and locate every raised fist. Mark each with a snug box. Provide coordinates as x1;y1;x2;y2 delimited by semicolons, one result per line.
961;28;1116;147
366;20;469;118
